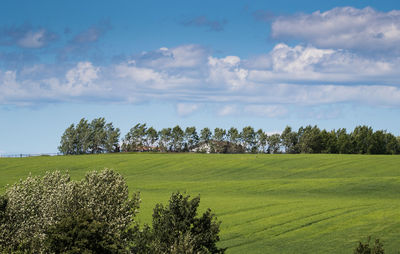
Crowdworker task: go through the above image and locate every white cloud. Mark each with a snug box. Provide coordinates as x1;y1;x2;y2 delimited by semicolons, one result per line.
244;105;288;118
176;103;200;116
2;43;400;114
17;29;47;48
218;105;238;116
272;7;400;53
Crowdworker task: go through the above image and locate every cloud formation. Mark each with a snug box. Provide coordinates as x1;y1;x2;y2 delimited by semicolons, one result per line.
272;7;400;53
1;43;400;116
0;24;58;49
58;21;112;60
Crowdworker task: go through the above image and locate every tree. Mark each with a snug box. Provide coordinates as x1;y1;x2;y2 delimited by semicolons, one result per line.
385;133;400;155
184;127;199;151
336;128;353;154
90;118;108;153
58;124;77;155
122;123;147;152
200;128;212;144
131;192;225;254
105;122;120;153
45;210;126;253
159;128;172;152
240;126;256;153
267;133;281;154
145;127;159;150
213;128;227;153
281;126;298;153
227;127;240;145
368;130;387;154
171;125;185;152
59;118;120;154
351;126;373;154
0;169;140;252
255;129;268;153
75;118;92;154
353;237;384;254
297;125;323;153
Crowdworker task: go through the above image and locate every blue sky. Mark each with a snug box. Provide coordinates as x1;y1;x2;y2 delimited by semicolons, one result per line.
1;0;400;154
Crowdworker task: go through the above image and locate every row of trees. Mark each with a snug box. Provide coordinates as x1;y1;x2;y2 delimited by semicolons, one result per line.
121;123;400;155
58;118;120;154
0;169;225;253
59;119;400;155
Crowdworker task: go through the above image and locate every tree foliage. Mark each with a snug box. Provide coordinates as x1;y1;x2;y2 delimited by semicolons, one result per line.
59;118;120;155
61;120;400;155
131;192;225;254
354;237;384;254
0;169;140;252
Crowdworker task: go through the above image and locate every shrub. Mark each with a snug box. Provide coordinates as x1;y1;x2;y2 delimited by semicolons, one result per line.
354;237;384;254
0;169;140;253
131;192;225;254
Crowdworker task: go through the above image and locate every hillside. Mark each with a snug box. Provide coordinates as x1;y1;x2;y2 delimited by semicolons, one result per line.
0;153;399;253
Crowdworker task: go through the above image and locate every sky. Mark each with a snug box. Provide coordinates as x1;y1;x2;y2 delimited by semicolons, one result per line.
1;0;400;154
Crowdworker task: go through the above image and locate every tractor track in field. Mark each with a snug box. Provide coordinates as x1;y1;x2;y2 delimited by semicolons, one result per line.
273;206;371;237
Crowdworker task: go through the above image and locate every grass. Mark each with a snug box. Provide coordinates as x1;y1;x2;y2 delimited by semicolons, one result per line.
0;153;399;253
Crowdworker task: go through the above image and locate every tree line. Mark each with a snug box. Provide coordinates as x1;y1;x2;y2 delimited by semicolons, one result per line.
59;118;400;155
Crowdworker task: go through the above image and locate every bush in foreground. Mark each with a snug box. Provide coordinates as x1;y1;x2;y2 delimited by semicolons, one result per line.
0;169;140;252
131;192;225;254
0;169;224;254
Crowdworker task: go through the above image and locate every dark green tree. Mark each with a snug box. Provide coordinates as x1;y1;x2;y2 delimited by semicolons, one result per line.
336;128;353;154
255;129;268;153
213;128;227;153
280;126;298;154
45;210;126;254
131;192;225;254
159;128;172;152
75;118;92;154
354;237;384;254
240;126;256;153
200;128;212;144
122;123;147;152
184;127;199;151
267;133;281;154
351;126;373;154
58;124;77;155
171;125;185;152
145;127;159;151
227;127;240;145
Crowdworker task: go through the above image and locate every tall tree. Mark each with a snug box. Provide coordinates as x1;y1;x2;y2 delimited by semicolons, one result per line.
145;127;159;150
159;128;172;152
280;126;298;154
351;125;373;154
227;127;240;145
184;127;199;151
104;122;120;153
241;126;256;153
213;128;227;153
200;128;212;144
75;118;91;154
267;133;281;154
89;118;108;153
171;125;184;152
122;123;147;152
255;129;268;153
58;124;76;155
336;128;353;154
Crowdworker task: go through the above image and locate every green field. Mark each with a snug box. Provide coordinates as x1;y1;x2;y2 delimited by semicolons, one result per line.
0;153;399;253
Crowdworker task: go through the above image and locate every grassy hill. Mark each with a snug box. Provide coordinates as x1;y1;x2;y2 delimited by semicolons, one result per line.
0;153;399;253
